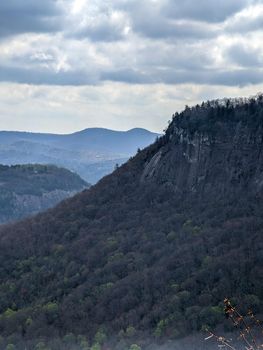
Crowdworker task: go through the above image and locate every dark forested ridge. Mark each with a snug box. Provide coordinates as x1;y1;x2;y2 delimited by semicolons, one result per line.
0;164;88;224
0;95;263;349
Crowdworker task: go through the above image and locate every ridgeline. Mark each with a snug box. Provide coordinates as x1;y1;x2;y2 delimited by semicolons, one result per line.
0;95;262;349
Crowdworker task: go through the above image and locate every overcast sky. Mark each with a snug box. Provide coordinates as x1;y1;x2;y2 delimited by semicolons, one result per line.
1;0;263;133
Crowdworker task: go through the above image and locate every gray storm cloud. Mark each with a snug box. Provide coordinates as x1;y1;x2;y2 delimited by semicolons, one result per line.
162;0;251;22
0;0;64;38
0;0;262;87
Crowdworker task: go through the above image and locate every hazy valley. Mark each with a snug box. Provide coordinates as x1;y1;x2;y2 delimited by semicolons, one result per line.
0;128;159;184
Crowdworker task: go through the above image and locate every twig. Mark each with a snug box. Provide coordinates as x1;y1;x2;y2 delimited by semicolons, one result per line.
205;330;237;350
224;299;260;349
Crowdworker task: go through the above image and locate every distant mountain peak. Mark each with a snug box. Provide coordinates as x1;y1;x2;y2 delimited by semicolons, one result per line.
126;127;158;134
72;127;159;135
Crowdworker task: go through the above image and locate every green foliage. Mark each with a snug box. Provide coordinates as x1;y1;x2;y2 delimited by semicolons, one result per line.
125;326;136;338
0;95;263;346
200;306;223;328
5;345;15;350
129;344;141;350
90;343;101;350
94;329;107;345
43;302;59;324
25;317;33;327
3;308;16;319
77;335;89;350
63;333;76;344
35;342;50;350
154;319;168;337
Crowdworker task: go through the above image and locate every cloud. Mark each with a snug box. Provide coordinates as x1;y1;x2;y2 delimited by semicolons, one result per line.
0;65;98;86
101;68;150;84
115;0;250;42
2;0;263;136
2;82;263;135
117;1;218;40
225;43;263;68
225;3;263;33
101;66;263;87
0;0;262;90
0;0;64;38
71;10;129;42
132;17;218;40
74;21;125;42
162;0;251;23
65;1;130;42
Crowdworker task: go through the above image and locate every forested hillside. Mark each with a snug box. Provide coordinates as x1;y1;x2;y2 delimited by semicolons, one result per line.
0;95;262;349
0;164;88;224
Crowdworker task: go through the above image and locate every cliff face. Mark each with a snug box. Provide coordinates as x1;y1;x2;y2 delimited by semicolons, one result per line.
142;105;263;200
0;96;262;347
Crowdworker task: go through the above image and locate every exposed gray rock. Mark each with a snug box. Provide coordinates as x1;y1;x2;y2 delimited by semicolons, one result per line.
141;121;263;200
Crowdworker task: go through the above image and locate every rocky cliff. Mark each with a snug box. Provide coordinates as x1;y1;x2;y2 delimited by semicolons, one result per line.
143;98;263;200
0;96;262;349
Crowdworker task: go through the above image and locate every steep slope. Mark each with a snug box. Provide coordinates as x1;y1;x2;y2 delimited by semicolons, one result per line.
0;164;88;224
0;128;159;183
0;96;262;349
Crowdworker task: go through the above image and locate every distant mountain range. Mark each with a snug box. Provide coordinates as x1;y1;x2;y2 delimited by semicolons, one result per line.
0;96;263;349
0;164;88;224
0;128;159;183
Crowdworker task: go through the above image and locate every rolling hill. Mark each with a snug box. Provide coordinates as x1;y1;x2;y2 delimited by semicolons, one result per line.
0;128;159;184
0;95;262;349
0;164;88;224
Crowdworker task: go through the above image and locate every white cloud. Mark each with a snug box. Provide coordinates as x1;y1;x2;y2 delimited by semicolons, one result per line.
0;0;263;133
225;3;263;33
1;82;263;134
